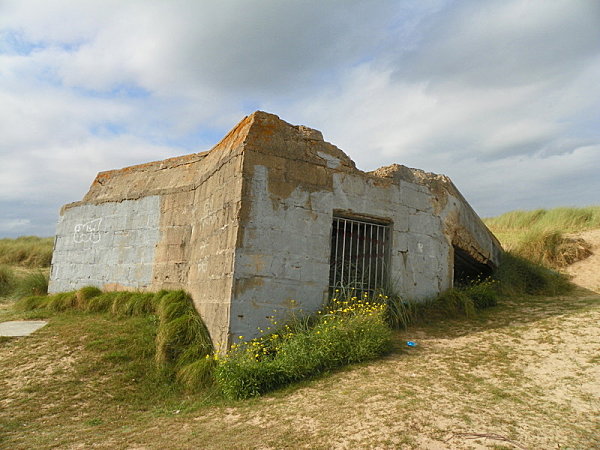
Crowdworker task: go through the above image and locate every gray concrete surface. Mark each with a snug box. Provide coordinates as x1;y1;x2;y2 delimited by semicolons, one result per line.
0;320;48;337
49;195;161;293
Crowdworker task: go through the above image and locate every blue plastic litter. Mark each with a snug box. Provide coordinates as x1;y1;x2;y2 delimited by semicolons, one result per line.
406;341;417;347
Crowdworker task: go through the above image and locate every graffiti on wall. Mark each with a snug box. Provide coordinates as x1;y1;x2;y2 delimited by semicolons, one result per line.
73;218;102;244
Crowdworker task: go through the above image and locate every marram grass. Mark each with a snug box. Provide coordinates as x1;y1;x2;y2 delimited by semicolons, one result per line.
15;288;214;391
13;271;49;298
10;246;571;400
0;236;53;267
484;206;600;234
485;206;599;268
0;265;16;297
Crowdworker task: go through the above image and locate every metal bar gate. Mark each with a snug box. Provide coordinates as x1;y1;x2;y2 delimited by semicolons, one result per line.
328;216;390;296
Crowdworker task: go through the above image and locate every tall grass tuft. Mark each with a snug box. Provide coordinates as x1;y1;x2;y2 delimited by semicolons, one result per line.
0;236;53;267
75;286;102;308
493;252;572;296
485;206;599;268
14;272;49;298
14;295;48;311
155;291;214;371
514;230;591;268
0;265;16;297
383;294;420;329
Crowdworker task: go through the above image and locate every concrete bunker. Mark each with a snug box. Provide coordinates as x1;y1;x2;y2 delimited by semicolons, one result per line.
49;111;502;350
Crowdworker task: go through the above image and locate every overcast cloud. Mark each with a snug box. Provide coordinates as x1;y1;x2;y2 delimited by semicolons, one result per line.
1;0;599;237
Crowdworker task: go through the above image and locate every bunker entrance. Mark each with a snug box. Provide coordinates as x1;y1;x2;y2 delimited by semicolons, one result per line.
453;245;493;287
329;215;391;296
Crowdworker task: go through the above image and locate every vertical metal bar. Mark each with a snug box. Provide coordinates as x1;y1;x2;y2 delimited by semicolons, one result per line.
361;222;366;293
368;224;373;293
354;222;359;289
341;219;347;286
348;219;353;289
374;225;379;292
379;225;385;290
332;218;338;290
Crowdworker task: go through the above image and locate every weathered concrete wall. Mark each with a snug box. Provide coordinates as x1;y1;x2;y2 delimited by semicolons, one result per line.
228;112;497;341
49;196;161;293
50;115;253;348
152;151;245;349
229;114;454;341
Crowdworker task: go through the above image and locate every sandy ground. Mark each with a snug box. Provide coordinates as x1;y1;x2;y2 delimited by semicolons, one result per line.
565;228;600;293
1;231;599;449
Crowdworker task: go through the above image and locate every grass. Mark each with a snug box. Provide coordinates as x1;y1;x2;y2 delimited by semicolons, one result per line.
215;296;392;399
2;286;598;448
0;265;16;297
13;289;215;391
0;266;49;303
484;206;599;268
484;206;600;234
0;236;53;267
13;271;49;298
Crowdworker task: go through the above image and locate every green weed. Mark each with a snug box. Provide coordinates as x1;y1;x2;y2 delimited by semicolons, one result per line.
215;295;392;399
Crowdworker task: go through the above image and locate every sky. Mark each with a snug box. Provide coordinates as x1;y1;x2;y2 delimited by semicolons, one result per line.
1;0;599;238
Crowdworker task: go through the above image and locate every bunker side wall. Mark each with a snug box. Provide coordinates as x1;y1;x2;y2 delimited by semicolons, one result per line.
151;152;244;349
439;189;502;267
49;196;161;293
229;149;452;342
50;143;246;349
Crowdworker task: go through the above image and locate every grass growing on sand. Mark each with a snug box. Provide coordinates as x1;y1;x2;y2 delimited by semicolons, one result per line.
485;206;600;234
0;236;53;267
485;206;599;268
14;289;215;391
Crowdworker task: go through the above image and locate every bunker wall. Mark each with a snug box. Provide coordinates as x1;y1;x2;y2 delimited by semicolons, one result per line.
229;149;453;341
49;196;161;293
152;152;245;348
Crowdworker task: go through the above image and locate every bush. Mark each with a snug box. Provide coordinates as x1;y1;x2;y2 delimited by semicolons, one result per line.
215;296;392;399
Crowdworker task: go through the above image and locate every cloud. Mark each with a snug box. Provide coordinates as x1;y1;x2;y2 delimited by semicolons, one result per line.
0;0;598;237
0;218;31;234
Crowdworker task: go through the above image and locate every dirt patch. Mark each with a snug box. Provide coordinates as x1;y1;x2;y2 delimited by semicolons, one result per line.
565;229;600;292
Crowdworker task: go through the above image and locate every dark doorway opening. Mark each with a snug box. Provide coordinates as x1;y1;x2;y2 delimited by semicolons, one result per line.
453;245;493;287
